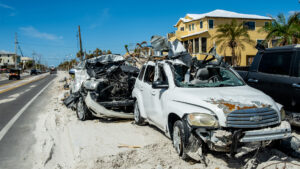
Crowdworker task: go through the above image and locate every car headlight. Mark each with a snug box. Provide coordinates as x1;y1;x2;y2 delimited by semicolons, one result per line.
187;113;219;128
280;108;286;120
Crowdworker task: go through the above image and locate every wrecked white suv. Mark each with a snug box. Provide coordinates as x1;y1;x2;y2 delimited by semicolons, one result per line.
132;59;292;159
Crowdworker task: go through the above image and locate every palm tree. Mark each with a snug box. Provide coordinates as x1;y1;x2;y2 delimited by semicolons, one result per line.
262;12;300;46
213;20;254;65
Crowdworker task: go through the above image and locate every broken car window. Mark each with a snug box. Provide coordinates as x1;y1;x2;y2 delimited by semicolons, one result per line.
144;65;155;84
138;65;146;81
156;65;168;84
173;64;244;88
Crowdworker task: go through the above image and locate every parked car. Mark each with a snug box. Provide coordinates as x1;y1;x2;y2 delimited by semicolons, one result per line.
132;55;291;160
50;66;57;74
9;68;21;80
64;54;139;120
236;45;300;126
30;69;37;75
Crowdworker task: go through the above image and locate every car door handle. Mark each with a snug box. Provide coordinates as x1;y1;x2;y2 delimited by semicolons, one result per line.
248;78;258;83
292;83;300;89
151;90;156;95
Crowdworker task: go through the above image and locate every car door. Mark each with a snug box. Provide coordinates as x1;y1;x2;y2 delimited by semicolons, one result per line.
248;51;294;110
149;64;169;128
134;65;146;92
290;50;300;113
141;65;155;116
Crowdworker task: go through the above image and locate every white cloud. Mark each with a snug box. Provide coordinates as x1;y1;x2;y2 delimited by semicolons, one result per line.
0;3;14;10
20;26;63;41
289;11;300;15
0;2;16;16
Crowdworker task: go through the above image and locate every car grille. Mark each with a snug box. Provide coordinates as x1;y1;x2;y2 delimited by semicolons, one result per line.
226;107;279;128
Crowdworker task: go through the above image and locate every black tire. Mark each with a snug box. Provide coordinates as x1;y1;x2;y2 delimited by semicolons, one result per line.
76;97;91;121
134;101;144;125
172;120;189;160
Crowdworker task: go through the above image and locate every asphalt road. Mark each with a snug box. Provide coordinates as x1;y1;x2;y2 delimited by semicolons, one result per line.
0;74;56;169
0;75;31;86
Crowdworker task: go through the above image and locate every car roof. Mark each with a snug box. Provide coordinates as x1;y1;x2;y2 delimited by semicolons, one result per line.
143;59;186;67
265;44;300;51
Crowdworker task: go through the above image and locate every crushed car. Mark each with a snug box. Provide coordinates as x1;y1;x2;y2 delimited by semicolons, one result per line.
64;54;139;120
132;37;292;161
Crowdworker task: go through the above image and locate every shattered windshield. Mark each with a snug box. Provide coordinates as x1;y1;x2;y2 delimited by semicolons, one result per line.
173;65;244;88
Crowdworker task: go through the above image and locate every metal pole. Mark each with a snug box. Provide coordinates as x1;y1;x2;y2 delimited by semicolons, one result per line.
14;32;18;69
78;26;83;61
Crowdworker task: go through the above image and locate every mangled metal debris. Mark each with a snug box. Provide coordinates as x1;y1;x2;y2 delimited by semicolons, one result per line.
65;54;139;120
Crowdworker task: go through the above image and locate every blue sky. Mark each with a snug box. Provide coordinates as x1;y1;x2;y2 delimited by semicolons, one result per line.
0;0;299;66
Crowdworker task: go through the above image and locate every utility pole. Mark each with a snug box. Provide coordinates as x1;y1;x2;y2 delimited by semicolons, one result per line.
78;25;83;61
14;32;18;69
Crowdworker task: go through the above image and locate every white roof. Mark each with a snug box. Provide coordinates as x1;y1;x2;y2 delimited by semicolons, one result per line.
175;9;272;26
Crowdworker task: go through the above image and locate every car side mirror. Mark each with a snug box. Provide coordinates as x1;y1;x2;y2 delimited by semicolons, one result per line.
152;80;169;89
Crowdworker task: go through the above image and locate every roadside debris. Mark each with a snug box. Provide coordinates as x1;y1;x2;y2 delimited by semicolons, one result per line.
64;54;139;120
118;144;141;149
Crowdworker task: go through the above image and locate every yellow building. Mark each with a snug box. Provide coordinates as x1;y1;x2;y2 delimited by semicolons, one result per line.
169;9;272;66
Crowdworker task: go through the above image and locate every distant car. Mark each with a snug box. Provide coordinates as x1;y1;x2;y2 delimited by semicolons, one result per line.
30;69;38;75
9;68;21;80
50;67;57;74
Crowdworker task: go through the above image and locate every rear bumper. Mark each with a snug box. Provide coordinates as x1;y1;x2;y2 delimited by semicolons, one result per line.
240;121;291;142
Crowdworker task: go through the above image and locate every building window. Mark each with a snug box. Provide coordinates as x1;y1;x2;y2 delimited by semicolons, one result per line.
195;38;199;53
189;24;191;31
209;20;214;29
201;37;207;53
192;24;195;30
180;27;184;31
265;22;269;27
243;21;255;30
200;21;203;29
246;55;255;65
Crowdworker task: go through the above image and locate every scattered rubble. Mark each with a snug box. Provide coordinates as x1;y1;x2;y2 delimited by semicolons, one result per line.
29;71;300;169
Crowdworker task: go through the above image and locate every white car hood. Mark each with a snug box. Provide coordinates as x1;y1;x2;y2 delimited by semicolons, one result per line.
170;85;278;126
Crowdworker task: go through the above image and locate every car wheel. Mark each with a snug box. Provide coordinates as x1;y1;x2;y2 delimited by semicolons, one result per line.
134;101;144;125
76;97;91;121
173;120;189;160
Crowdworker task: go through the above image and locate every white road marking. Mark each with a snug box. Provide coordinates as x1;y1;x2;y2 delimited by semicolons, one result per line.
0;79;53;141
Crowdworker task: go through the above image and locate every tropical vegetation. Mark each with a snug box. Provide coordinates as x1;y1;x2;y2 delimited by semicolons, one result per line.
213;20;254;65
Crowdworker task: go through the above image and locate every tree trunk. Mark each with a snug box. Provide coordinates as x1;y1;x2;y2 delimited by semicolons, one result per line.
231;47;235;66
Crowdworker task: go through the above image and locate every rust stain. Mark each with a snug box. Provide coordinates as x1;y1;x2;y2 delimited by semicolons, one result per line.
206;98;269;114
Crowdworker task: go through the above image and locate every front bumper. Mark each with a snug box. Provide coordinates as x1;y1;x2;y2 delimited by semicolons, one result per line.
240;121;291;142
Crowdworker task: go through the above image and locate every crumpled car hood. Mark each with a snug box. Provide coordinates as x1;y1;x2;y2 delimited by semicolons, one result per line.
171;85;278;115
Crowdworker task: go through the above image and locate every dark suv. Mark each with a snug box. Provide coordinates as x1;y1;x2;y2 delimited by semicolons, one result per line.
236;45;300;126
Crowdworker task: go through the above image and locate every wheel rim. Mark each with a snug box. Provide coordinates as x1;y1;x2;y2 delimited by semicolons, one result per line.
134;102;140;122
173;126;182;154
77;99;84;119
